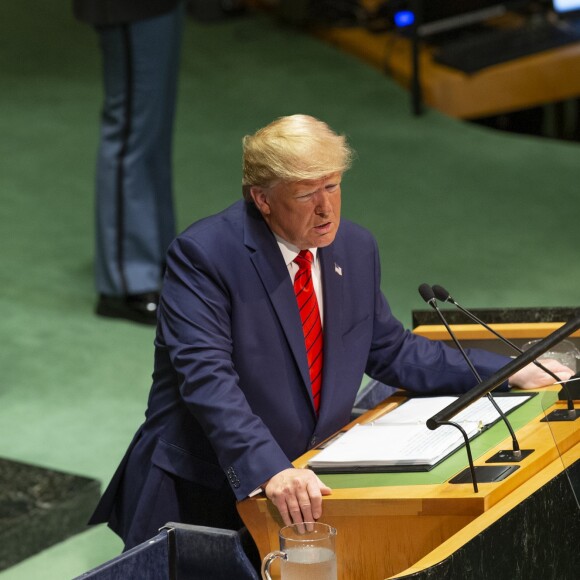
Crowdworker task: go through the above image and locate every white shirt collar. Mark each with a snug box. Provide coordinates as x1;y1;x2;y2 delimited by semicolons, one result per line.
274;234;318;268
274;234;324;325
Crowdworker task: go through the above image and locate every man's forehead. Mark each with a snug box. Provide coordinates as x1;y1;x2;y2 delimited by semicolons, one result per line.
291;173;342;188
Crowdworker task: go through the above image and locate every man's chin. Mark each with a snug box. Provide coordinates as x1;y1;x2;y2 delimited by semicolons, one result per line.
313;231;337;248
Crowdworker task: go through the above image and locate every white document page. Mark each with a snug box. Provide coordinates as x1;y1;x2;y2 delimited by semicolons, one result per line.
308;394;531;470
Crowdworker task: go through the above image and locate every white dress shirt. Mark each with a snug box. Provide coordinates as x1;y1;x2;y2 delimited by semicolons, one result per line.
275;235;324;326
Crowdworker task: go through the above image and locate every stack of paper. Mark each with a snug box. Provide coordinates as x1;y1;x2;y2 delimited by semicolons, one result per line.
308;395;530;472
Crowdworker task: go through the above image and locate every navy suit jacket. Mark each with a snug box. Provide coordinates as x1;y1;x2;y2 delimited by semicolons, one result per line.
91;200;510;545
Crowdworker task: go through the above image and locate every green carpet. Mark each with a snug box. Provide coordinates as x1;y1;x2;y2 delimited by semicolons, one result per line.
1;2;579;578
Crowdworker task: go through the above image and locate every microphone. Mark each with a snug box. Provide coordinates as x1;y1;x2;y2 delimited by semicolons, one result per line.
432;284;576;416
427;316;580;428
418;283;525;459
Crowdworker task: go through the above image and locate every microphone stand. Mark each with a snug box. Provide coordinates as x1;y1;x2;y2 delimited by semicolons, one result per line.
424;313;580;492
421;285;530;459
439;420;479;493
427;315;580;426
432;284;579;421
419;285;531;492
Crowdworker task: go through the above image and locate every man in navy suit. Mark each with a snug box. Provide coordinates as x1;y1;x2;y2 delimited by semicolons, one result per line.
90;115;573;549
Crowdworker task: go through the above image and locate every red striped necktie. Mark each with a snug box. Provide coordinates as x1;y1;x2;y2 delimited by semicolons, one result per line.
293;250;323;414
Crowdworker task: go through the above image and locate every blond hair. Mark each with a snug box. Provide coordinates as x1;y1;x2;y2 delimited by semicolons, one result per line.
242;115;354;200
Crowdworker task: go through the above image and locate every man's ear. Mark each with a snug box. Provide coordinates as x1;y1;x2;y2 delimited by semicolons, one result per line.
250;186;271;216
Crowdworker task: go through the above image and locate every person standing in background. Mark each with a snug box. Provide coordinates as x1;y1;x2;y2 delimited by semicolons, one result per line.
73;1;185;325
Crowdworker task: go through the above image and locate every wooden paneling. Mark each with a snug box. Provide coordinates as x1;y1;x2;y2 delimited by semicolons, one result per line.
313;26;580;119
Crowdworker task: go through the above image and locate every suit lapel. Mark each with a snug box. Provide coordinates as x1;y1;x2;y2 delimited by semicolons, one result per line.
318;244;343;419
243;203;312;394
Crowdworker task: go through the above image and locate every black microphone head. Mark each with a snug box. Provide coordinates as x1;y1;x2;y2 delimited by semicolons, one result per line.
418;283;436;305
432;284;451;302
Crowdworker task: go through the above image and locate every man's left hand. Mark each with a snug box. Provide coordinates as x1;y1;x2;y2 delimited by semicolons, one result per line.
508;358;575;389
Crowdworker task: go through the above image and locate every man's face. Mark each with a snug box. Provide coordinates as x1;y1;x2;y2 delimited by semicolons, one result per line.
251;173;342;250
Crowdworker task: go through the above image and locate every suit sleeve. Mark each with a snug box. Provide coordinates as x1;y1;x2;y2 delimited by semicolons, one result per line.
158;235;292;500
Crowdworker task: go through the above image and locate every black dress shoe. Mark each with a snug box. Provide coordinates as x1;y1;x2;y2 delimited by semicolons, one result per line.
96;292;160;326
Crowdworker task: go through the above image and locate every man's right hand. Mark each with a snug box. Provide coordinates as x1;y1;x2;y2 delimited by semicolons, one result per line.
264;467;332;527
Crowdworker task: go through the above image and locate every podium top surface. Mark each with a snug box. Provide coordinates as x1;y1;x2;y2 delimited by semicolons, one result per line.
284;388;578;516
413;321;580;341
307;391;552;490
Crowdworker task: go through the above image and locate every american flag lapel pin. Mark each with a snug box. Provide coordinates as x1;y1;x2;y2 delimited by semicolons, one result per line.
334;263;342;276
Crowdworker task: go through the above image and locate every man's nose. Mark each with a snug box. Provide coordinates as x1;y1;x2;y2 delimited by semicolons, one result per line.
315;191;332;214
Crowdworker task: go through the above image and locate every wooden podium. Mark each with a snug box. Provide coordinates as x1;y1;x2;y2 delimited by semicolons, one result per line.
413;321;580;344
237;323;580;579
